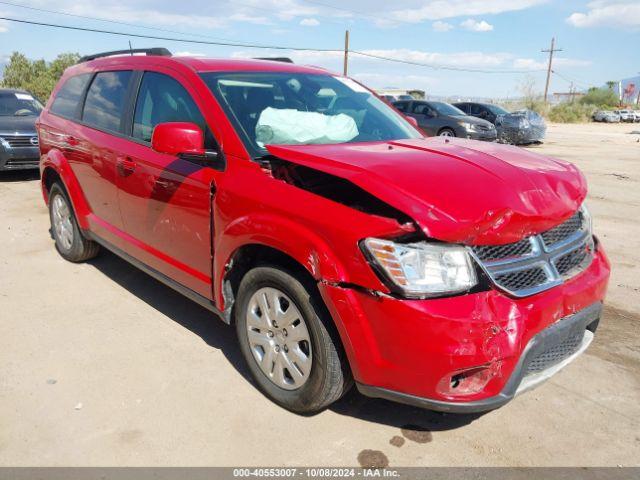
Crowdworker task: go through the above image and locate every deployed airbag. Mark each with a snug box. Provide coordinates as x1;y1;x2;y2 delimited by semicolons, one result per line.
256;107;358;146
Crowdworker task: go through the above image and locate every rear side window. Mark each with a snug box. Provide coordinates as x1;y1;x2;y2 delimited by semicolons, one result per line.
133;71;215;149
50;74;92;119
82;71;133;132
394;101;409;112
412;103;432;115
470;104;482;115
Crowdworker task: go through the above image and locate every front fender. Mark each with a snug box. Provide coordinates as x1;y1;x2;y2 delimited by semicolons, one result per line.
41;149;91;230
214;212;347;307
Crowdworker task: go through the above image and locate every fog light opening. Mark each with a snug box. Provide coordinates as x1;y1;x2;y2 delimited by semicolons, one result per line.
438;364;499;397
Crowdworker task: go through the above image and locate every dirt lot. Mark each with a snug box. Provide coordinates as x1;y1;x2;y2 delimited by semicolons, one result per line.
1;122;639;467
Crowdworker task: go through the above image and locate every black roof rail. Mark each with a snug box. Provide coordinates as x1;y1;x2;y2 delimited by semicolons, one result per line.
253;57;294;63
79;48;172;63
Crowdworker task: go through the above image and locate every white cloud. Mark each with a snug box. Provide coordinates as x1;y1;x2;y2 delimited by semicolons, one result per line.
228;13;272;25
460;19;494;31
390;0;548;23
360;49;510;68
432;21;454;32
567;1;640;28
512;57;592;70
21;0;319;29
61;4;226;29
235;48;514;69
300;18;320;26
174;51;207;57
353;72;437;90
512;58;546;70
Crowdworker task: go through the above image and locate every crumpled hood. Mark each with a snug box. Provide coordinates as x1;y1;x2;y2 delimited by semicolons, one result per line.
266;137;586;245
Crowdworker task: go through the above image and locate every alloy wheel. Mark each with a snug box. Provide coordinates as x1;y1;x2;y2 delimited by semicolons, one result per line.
52;195;74;250
245;287;312;390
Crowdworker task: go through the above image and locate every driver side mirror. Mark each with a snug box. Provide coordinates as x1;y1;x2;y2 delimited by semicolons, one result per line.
152;122;223;169
152;122;205;156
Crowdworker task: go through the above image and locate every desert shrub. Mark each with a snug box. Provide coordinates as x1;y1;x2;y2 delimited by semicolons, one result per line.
579;87;618;109
548;103;595;123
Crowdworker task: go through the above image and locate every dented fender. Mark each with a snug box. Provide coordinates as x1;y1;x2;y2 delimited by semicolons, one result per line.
211;158;411;308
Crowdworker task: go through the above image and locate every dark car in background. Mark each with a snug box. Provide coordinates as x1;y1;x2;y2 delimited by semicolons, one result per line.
454;102;546;145
0;88;43;171
393;100;496;141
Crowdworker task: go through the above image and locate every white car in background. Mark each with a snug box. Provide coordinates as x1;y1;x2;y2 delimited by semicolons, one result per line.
592;110;620;123
614;109;635;122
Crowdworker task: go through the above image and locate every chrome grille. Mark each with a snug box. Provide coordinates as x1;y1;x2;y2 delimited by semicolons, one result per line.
1;134;38;148
554;245;590;278
541;210;582;247
473;238;532;262
470;208;594;297
494;267;548;291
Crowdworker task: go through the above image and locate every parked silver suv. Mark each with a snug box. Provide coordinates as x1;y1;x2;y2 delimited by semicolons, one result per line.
592;110;620;123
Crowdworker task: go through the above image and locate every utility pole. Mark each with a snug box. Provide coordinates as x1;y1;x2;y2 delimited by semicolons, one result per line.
569;82;575;103
542;37;562;104
343;30;349;76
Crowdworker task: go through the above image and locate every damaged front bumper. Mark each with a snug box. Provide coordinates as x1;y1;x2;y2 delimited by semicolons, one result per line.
319;246;610;413
357;302;600;413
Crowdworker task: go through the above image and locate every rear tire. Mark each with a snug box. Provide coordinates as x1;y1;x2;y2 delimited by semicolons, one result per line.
235;266;351;414
48;183;100;262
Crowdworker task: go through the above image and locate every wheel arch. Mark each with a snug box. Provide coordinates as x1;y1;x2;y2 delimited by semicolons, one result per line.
437;126;456;136
41;151;91;230
219;242;335;325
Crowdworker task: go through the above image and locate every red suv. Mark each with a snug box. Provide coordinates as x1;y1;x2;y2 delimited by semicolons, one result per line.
37;49;610;414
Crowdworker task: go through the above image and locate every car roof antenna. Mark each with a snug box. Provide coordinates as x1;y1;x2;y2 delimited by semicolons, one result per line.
128;40;133;56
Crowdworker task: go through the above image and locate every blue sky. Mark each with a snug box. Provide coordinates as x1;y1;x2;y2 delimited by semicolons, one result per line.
0;0;638;97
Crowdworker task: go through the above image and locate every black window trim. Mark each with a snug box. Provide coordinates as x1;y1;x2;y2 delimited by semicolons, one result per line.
47;72;94;122
49;70;146;144
81;69;137;136
47;68;225;171
125;69;226;171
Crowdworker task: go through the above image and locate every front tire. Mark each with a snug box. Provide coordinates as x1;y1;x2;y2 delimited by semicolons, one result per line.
438;128;456;137
49;183;100;262
235;266;351;413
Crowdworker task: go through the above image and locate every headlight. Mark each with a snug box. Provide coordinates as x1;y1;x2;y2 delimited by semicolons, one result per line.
362;238;477;297
458;121;477;132
0;137;9;149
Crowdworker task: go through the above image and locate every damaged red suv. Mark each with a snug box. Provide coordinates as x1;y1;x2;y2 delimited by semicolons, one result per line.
37;49;610;414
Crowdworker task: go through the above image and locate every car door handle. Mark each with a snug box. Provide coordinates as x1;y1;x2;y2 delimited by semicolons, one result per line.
116;157;136;177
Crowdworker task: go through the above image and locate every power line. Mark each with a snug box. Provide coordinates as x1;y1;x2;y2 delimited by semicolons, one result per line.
0;0;245;43
0;16;547;75
552;70;589;89
0;16;342;52
350;50;546;74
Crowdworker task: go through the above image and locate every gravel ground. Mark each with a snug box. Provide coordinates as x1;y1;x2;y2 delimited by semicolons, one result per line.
0;122;638;467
